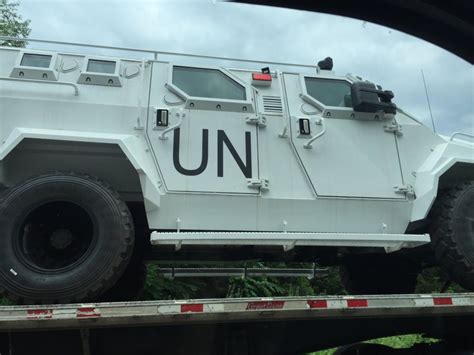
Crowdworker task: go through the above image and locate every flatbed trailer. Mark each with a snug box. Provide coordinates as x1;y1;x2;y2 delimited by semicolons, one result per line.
1;293;474;355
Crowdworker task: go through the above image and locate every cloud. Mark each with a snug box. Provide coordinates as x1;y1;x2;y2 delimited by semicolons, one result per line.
18;0;473;135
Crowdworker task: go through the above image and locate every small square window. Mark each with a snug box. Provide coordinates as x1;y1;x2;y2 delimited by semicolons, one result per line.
87;59;116;74
21;54;52;68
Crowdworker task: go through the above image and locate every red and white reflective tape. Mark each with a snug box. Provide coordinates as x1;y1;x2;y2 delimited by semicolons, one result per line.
246;301;285;310
180;304;203;313
27;309;53;320
8;294;474;323
307;298;369;309
433;297;453;306
157;295;473;315
25;305;100;320
76;307;101;318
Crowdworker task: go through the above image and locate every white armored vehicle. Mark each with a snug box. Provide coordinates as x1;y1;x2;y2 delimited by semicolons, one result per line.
0;39;473;303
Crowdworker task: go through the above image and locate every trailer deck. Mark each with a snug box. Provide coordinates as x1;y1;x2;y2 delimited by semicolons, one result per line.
1;293;473;354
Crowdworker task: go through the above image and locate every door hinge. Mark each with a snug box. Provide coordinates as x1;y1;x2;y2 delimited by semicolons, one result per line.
394;184;415;198
247;178;270;191
246;115;267;127
384;120;403;136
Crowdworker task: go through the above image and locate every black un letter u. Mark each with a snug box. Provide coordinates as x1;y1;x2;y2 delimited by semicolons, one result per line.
173;128;209;176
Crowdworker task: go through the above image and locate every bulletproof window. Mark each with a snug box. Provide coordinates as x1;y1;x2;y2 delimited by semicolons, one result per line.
20;53;52;68
87;59;116;74
172;66;246;100
305;78;352;107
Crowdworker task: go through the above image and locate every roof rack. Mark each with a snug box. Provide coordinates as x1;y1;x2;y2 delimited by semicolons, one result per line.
0;36;317;69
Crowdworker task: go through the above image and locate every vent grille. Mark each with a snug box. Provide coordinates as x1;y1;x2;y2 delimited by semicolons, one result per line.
262;96;283;114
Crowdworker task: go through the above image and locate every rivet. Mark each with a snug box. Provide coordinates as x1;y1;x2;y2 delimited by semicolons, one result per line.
326;111;331;117
108;79;114;85
242;106;247;112
42;73;48;79
19;71;24;77
85;77;91;83
216;104;221;110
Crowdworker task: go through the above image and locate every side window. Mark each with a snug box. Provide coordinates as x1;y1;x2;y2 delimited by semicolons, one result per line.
77;57;122;87
20;53;52;68
87;59;116;74
305;78;352;107
172;66;246;101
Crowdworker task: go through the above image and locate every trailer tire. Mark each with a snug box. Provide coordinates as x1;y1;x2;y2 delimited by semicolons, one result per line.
429;181;474;291
340;255;419;294
0;172;134;304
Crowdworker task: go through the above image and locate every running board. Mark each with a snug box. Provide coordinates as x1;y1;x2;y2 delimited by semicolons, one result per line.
150;232;430;253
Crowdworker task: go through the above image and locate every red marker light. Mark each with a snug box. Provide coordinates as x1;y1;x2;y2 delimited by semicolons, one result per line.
252;73;272;81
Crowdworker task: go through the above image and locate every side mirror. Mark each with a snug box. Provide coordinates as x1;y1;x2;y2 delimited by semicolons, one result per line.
351;82;397;114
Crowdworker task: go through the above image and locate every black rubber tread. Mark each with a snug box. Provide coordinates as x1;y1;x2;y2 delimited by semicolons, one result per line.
340;255;419;295
428;181;474;291
99;207;149;302
99;261;147;302
0;171;135;304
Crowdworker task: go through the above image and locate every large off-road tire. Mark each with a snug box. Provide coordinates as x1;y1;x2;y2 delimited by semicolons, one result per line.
340;255;419;295
429;181;474;291
100;260;147;302
99;209;150;302
0;172;134;304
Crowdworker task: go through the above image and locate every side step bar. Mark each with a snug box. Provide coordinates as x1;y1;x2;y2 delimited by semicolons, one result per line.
150;232;430;253
156;266;327;279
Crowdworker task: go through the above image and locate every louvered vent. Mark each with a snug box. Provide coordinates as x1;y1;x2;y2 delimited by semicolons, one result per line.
262;96;283;114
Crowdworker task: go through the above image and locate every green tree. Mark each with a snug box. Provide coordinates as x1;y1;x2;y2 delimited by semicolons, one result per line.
0;0;31;47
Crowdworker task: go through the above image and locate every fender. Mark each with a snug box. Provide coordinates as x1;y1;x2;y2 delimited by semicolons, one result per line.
0;127;162;211
411;140;474;221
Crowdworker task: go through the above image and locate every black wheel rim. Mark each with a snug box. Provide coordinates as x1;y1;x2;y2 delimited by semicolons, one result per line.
14;201;97;273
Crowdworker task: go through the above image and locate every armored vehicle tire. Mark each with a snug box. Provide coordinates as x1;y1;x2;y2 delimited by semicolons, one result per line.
100;260;147;302
429;181;474;291
0;172;134;304
340;255;419;294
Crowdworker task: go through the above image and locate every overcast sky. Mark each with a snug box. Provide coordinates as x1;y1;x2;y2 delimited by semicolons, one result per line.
16;0;473;136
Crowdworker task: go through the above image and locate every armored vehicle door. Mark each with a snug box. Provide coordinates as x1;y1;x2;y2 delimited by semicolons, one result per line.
282;73;404;199
147;63;259;194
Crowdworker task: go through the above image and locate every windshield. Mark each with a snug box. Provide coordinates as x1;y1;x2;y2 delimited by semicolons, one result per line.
305;77;353;107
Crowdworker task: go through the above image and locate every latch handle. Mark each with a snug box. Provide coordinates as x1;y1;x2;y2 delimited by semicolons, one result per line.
246;115;266;127
304;117;326;149
159;109;185;140
247;178;270;191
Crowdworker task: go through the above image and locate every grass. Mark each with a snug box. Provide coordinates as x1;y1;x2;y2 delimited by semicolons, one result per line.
309;334;439;354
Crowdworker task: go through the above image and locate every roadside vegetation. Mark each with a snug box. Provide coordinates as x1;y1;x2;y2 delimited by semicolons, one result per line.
0;0;31;47
142;263;465;301
310;334;439;354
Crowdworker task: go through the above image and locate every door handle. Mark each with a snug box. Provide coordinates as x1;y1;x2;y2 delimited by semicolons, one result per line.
159;109;185;140
304;117;326;149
